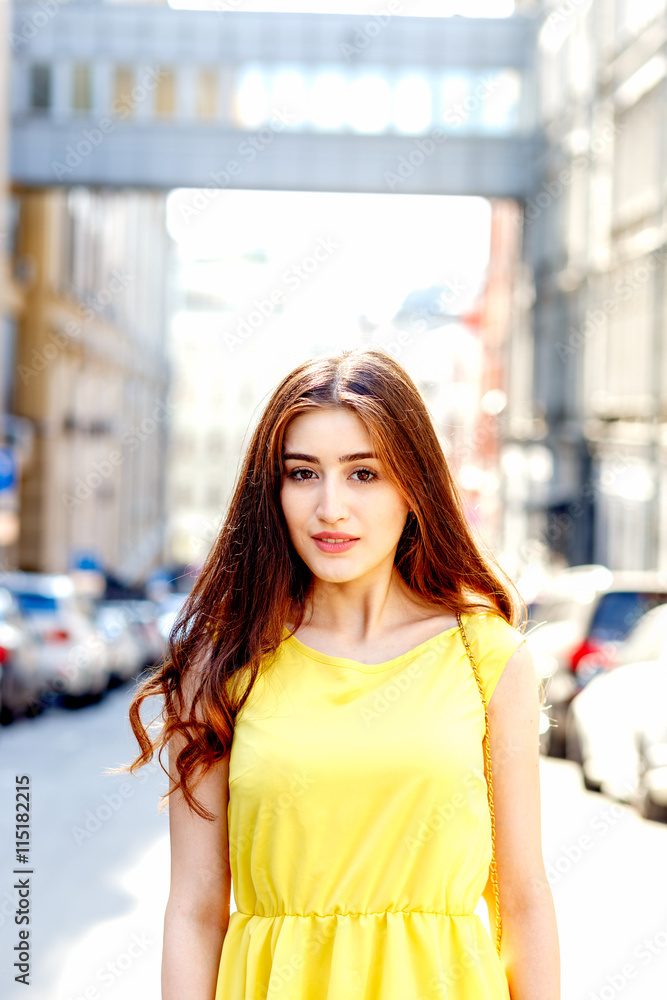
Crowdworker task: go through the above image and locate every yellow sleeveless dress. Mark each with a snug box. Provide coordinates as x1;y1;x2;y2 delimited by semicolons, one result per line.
215;611;526;1000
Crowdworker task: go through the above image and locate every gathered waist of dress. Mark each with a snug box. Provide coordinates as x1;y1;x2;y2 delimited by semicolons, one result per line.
234;907;477;919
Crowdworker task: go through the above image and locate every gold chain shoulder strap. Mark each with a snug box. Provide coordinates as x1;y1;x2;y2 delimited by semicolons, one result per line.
456;612;502;958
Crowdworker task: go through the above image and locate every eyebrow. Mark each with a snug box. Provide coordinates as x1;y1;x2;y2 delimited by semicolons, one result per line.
282;451;378;464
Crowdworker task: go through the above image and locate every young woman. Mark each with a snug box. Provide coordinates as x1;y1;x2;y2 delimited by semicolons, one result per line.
126;347;560;1000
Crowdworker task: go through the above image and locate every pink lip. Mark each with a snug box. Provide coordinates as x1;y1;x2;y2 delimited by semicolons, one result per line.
312;533;359;554
312;532;358;539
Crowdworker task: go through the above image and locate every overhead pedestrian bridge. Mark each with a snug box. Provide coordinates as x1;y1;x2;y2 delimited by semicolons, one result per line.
9;4;540;197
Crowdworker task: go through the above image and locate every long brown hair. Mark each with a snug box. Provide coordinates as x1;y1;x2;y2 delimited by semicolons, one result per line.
121;347;524;819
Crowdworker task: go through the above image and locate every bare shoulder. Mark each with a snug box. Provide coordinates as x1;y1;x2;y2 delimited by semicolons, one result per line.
489;639;537;714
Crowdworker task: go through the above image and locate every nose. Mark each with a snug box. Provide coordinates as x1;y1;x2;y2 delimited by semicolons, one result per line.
315;473;349;525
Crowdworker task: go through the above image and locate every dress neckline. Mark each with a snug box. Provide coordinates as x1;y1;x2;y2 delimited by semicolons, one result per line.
281;615;467;673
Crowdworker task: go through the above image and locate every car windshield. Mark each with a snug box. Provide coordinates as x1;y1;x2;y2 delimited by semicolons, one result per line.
13;593;59;614
589;591;667;642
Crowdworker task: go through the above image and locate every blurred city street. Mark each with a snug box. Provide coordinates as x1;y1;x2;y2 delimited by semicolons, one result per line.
0;684;171;1000
0;685;667;999
3;0;667;996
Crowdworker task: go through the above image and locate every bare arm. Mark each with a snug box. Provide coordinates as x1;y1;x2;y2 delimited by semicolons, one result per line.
161;665;232;1000
482;642;561;1000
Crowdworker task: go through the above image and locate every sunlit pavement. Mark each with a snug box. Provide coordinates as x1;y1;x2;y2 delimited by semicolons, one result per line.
1;689;666;1000
0;686;172;1000
540;753;667;1000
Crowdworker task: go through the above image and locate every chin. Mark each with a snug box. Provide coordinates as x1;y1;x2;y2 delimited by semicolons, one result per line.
308;559;364;584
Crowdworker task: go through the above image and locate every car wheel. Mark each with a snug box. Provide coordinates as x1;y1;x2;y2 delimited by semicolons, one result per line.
62;692;88;709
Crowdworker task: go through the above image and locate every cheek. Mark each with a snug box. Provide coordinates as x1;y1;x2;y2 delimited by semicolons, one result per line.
280;485;307;530
374;491;410;528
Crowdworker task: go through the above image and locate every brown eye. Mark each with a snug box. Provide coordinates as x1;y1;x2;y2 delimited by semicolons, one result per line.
288;468;316;481
351;467;377;483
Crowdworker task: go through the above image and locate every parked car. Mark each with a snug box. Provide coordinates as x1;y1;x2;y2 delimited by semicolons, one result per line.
525;566;667;756
156;592;189;642
96;599;165;673
93;602;146;687
636;723;667;823
565;602;667;813
0;587;43;723
2;572;110;705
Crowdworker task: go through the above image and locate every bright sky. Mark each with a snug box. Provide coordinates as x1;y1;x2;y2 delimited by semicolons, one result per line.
164;0;508;331
166;189;492;327
168;0;515;15
164;1;502;396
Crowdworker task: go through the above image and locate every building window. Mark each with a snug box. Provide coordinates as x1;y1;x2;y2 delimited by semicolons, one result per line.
72;64;92;112
30;64;51;111
196;68;218;119
113;67;134;117
155;67;176;118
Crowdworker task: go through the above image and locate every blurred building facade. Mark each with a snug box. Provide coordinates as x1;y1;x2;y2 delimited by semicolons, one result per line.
10;187;175;583
0;0;31;568
166;249;292;567
456;199;523;555
6;0;667;577
504;0;667;572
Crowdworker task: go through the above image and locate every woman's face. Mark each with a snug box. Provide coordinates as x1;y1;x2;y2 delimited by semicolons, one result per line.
280;407;411;585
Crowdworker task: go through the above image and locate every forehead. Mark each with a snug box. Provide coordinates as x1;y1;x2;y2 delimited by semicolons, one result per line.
283;407;372;447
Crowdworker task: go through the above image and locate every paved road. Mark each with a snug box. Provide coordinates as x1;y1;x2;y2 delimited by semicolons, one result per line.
0;683;666;1000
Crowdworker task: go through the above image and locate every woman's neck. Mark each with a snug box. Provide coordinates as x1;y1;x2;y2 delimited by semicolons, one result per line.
299;566;441;645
